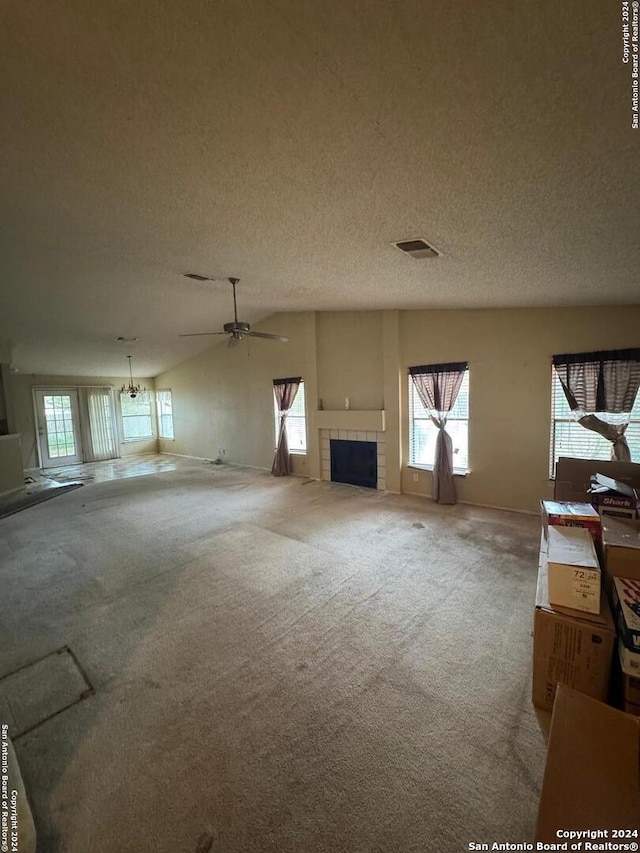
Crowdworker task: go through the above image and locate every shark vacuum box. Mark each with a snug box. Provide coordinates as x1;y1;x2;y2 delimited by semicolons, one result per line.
547;526;601;615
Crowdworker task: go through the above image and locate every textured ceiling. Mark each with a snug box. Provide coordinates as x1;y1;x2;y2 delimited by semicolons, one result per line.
1;1;638;376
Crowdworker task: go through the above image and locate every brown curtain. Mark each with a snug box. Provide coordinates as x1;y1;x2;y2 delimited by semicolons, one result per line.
553;349;640;462
271;377;302;476
409;361;467;505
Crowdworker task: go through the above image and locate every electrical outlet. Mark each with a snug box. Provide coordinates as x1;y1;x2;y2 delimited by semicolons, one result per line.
413;473;419;482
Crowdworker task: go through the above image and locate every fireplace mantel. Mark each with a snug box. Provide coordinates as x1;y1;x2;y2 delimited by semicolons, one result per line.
315;409;385;433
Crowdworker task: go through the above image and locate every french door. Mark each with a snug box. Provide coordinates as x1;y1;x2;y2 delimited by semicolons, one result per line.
34;389;83;467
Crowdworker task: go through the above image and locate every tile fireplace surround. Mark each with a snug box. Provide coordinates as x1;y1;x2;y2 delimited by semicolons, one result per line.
320;428;387;491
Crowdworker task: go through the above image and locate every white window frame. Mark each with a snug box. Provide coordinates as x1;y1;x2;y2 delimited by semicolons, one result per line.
549;366;640;478
120;391;154;442
408;370;470;475
156;390;175;440
274;380;307;455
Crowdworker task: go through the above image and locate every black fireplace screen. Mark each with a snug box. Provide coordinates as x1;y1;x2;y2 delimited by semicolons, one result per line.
330;439;377;489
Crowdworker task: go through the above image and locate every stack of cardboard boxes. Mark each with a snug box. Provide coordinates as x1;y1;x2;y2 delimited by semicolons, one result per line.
533;458;640;836
533;465;640;838
533;476;640;715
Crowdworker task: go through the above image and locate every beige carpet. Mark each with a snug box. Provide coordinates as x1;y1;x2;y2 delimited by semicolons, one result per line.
0;460;546;852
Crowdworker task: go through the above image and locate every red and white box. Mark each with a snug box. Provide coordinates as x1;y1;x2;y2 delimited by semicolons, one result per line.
541;500;602;543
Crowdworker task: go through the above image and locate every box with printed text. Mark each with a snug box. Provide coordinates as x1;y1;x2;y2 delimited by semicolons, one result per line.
547;526;601;615
611;577;640;666
533;540;614;712
540;500;602;543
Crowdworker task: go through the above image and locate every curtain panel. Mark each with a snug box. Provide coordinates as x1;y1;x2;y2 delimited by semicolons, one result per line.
77;386;120;462
409;361;467;505
271;377;302;477
552;348;640;462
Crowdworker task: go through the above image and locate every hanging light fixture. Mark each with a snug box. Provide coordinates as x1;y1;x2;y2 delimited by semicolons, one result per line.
120;355;146;399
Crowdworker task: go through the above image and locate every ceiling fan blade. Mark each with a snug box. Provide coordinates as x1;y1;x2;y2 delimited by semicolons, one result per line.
246;331;289;343
227;334;241;348
180;331;227;337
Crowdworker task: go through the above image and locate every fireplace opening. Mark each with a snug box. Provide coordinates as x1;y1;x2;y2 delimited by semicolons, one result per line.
330;439;377;489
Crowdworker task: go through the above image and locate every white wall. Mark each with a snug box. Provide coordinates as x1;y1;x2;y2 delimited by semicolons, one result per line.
0;435;23;495
399;306;640;510
316;312;383;411
156;313;317;478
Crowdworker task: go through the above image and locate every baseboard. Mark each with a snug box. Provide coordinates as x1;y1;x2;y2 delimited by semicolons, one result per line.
401;487;536;516
227;461;271;473
0;485;24;498
458;500;537;516
160;451;216;462
402;487;434;501
160;451;272;474
161;454;536;513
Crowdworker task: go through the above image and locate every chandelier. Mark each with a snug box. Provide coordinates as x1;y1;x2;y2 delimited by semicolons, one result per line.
120;355;146;399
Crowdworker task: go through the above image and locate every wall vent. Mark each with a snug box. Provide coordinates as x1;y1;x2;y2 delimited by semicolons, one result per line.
393;239;440;259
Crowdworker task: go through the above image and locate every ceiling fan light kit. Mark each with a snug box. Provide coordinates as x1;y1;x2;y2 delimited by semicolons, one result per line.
181;277;289;346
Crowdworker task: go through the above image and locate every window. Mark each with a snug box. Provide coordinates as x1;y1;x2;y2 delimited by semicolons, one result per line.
156;390;174;439
550;367;640;477
408;370;469;473
274;380;307;454
120;391;153;441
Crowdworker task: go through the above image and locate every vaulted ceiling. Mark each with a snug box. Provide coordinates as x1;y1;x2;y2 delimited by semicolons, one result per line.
1;1;638;376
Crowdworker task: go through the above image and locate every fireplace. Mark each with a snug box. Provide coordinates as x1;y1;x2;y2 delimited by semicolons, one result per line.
330;439;378;489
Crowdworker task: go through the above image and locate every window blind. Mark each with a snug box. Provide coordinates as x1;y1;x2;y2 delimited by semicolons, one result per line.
550;367;640;476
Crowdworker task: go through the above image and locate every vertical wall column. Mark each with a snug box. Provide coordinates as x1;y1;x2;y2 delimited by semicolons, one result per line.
304;312;321;481
1;339;18;435
382;311;402;493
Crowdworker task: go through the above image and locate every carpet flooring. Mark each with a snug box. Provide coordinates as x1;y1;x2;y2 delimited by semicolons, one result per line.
0;483;83;520
0;459;546;852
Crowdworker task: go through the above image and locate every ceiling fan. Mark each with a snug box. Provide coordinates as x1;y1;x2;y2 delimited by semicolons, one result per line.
180;277;289;347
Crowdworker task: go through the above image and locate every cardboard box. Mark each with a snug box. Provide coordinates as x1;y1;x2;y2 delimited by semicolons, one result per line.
622;670;640;708
601;517;640;582
535;686;640;842
590;473;640;520
554;456;640;503
540;499;602;543
611;574;640;676
611;643;640;714
611;577;640;656
533;546;615;712
618;637;640;677
547;526;601;614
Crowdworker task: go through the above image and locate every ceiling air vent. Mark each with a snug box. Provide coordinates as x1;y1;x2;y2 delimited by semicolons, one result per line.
393;239;440;259
183;272;213;281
